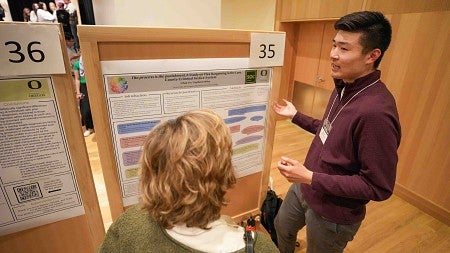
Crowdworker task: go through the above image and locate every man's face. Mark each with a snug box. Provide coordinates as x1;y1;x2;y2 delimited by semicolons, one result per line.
66;39;74;48
330;30;374;83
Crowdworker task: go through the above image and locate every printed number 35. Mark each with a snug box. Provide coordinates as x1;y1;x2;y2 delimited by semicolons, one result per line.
259;44;275;59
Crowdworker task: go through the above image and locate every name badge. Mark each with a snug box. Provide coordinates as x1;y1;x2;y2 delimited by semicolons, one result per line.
319;119;332;144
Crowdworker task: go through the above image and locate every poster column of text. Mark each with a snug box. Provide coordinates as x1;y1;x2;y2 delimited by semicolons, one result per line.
0;77;84;236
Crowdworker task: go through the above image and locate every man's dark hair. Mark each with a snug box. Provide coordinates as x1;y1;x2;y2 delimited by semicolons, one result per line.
65;33;74;41
335;11;391;68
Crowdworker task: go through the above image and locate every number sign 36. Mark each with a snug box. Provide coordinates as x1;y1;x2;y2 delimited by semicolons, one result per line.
0;23;65;76
5;41;46;63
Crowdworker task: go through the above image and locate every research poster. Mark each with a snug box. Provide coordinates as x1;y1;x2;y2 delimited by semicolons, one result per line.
101;58;272;206
0;77;84;236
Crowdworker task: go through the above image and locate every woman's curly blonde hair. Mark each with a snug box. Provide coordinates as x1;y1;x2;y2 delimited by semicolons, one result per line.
139;109;236;229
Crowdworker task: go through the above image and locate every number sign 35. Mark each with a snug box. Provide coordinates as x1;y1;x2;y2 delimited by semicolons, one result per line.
0;23;65;76
249;33;286;68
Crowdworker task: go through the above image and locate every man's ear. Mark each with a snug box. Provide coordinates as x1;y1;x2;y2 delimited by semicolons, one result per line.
366;48;382;64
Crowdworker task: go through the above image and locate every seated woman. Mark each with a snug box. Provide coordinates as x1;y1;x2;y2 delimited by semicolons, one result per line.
98;109;279;253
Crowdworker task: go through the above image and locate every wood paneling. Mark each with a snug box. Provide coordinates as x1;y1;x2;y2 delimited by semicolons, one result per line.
275;21;298;118
294;22;324;85
316;21;336;90
292;82;332;119
292;82;315;115
0;216;95;253
98;42;249;61
279;0;364;21
366;0;450;14
292;21;340;91
380;11;450;223
310;85;332;119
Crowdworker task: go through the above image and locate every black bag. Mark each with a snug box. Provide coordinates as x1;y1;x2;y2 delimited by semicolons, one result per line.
260;189;283;246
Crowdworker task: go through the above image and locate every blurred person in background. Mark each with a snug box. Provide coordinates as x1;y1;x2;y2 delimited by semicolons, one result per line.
23;7;31;22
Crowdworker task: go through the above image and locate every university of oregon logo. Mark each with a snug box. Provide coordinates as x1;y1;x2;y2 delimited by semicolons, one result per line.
245;70;257;84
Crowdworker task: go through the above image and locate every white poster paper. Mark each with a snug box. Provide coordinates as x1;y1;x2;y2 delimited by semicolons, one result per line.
0;77;84;236
101;58;272;206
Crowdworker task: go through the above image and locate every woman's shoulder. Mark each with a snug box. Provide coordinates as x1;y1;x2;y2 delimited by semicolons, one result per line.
115;205;154;225
107;205;164;242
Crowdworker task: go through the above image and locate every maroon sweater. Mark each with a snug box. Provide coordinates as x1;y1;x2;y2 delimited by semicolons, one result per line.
292;70;401;224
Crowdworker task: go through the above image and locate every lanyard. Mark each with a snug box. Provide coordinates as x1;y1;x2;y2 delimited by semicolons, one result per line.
325;78;380;126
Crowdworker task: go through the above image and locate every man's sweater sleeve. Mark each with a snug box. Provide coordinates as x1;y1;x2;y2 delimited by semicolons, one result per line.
292;112;322;134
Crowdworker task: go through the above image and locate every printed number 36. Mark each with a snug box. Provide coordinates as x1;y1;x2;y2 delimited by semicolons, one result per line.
259;44;275;59
5;41;45;63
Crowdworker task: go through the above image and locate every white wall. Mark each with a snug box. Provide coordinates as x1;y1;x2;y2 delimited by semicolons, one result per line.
221;0;276;31
92;0;221;28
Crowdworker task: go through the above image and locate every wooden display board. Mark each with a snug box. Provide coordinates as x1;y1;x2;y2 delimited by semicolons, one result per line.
0;23;104;252
77;25;284;222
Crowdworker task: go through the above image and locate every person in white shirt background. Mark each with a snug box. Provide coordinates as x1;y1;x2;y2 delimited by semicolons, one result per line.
0;0;11;21
30;2;55;23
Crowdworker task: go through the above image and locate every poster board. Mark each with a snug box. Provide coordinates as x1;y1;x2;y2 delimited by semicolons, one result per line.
0;22;104;252
78;25;284;222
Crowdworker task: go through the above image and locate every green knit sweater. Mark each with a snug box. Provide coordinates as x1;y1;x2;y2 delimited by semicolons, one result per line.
98;205;280;253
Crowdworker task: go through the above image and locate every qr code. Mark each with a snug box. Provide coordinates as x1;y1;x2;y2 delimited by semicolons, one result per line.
13;183;43;203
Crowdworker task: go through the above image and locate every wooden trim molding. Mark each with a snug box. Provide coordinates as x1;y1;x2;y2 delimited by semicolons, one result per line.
394;183;450;226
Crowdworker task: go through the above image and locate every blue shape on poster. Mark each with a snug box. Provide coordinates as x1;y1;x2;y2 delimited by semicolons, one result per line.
224;116;246;124
235;135;263;145
122;150;142;166
250;116;263;121
228;105;266;116
118;120;161;134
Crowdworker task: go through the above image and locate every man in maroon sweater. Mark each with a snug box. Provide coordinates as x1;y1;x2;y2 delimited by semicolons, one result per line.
272;11;401;253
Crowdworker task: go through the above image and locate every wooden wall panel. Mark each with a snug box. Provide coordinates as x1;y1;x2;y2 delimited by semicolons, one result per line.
311;86;332;119
294;22;324;85
279;0;364;21
292;82;315;115
98;42;248;61
316;21;336;90
380;12;450;223
275;21;298;121
0;216;95;253
366;0;450;14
